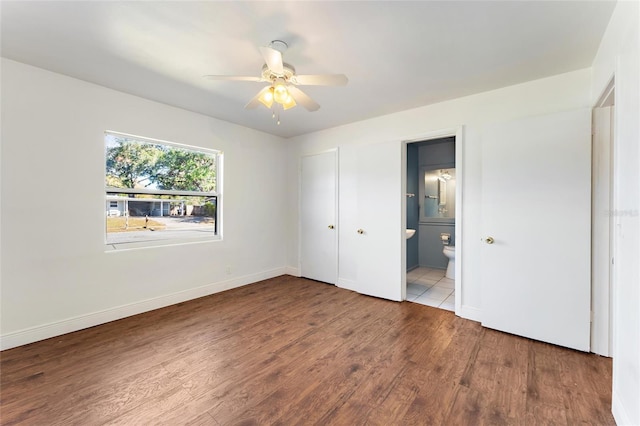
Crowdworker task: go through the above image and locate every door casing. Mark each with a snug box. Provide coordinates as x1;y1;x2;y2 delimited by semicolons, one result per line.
591;76;615;357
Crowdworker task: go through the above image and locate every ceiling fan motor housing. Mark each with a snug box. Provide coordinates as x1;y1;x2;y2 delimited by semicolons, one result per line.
261;63;296;82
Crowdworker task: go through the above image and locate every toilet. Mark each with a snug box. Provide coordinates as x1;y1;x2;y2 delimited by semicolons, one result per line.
443;245;455;279
440;233;455;279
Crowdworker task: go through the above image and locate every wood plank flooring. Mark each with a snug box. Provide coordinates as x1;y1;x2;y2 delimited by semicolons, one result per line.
1;275;614;425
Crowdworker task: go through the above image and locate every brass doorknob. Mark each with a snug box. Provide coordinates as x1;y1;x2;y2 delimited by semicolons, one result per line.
357;229;364;234
328;225;335;229
484;237;495;244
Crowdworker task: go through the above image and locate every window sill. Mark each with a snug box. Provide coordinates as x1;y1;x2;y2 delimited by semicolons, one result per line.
105;235;222;252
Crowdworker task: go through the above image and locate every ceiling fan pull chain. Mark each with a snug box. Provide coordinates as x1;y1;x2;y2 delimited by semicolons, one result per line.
271;103;281;125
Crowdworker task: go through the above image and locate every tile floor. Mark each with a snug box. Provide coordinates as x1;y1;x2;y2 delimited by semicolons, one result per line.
406;266;455;311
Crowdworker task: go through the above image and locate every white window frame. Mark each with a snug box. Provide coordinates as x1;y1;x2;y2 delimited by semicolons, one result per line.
104;131;222;250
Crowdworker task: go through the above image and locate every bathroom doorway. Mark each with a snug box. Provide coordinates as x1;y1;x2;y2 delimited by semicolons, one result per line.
404;129;462;313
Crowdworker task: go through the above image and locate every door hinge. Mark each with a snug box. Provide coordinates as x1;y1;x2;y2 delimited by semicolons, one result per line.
590;311;594;323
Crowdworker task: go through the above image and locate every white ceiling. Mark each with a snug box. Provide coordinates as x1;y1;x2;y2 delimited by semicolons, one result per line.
1;1;615;138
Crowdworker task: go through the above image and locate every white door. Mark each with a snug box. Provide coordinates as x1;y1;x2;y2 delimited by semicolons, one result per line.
340;141;403;301
481;108;591;351
301;151;337;284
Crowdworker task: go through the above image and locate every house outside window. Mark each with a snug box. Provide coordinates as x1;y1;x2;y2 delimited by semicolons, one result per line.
105;131;221;247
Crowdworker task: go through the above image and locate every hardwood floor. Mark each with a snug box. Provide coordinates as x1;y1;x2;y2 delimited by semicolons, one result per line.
1;275;614;425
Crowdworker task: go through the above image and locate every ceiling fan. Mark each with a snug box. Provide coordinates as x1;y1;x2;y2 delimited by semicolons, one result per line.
204;40;348;123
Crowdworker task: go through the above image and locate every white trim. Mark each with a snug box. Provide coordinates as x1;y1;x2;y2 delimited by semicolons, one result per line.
458;305;482;322
590;105;614;357
337;277;358;292
105;130;221;156
284;266;300;276
104;234;221;251
590;74;616;357
334;149;340;285
0;267;287;350
401;142;408;301
402;127;462;144
217;151;224;240
612;391;632;426
595;75;616;108
454;126;464;317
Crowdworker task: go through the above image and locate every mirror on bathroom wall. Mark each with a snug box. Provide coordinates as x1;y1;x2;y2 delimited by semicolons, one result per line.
420;167;456;220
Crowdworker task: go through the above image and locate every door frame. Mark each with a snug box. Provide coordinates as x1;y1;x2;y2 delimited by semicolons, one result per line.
591;76;616;356
298;149;339;283
402;126;464;314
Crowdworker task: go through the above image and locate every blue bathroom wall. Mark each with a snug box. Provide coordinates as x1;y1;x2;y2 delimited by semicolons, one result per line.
418;223;455;269
417;137;456;269
406;144;419;270
418;137;455;166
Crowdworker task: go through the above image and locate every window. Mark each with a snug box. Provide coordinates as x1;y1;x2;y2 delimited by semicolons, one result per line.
105;131;221;246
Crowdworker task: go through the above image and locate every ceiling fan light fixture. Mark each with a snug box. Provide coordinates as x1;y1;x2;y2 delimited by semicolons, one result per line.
273;80;289;105
258;87;274;108
282;94;296;110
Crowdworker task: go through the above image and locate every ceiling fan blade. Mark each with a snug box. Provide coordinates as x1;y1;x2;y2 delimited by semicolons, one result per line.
245;86;271;109
287;85;320;111
203;75;263;82
259;46;284;75
293;74;348;86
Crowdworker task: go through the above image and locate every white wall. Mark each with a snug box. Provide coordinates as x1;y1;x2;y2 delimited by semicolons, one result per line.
0;59;289;349
286;68;592;321
591;2;640;425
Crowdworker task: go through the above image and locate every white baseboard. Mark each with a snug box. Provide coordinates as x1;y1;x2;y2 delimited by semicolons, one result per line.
0;267;287;350
337;277;358;292
284;266;300;277
612;390;634;426
458;305;482;322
